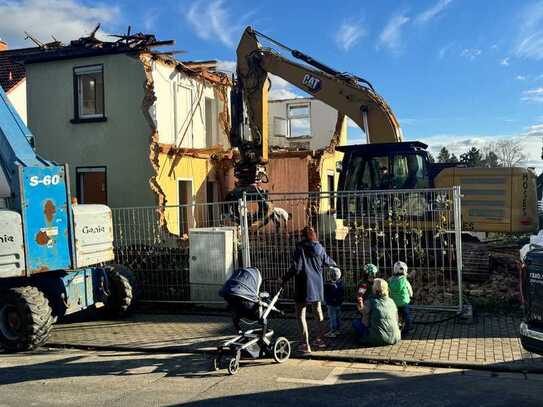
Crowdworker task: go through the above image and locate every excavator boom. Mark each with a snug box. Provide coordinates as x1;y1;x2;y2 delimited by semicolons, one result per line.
235;27;402;152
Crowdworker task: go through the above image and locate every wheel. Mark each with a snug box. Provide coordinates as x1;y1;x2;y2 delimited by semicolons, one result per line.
227;356;240;375
272;337;291;363
103;264;136;318
0;286;54;352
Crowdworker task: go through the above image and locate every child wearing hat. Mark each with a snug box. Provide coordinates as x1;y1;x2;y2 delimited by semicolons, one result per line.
388;261;414;333
357;263;379;303
324;266;344;338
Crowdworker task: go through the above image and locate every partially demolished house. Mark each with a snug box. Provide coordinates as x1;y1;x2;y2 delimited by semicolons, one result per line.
20;30;231;235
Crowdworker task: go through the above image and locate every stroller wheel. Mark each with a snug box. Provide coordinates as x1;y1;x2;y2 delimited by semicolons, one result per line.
273;337;291;363
227;356;240;375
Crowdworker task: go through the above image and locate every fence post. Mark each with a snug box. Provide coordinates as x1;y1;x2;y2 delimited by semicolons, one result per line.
239;193;251;267
453;186;463;312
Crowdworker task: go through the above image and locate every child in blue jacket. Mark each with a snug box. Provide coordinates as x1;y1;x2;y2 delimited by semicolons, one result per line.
324;267;344;337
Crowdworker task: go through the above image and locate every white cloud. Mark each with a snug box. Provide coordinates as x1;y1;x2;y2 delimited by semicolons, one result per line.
438;43;454;59
268;74;302;100
378;14;410;52
420;129;543;172
460;48;482;60
515;1;543;60
215;60;236;74
500;57;510;66
527;123;543;134
415;0;452;24
522;87;543;103
185;0;251;48
0;0;119;48
516;75;527;80
335;20;365;51
143;8;160;32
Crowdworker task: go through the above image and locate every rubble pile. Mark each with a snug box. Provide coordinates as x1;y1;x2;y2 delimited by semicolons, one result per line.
464;244;522;308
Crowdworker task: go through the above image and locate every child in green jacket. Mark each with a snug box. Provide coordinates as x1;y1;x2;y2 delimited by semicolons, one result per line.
388;261;413;334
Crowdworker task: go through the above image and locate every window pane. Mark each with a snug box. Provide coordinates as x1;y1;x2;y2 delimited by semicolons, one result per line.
289;117;310;138
77;67;103;117
287;104;309;117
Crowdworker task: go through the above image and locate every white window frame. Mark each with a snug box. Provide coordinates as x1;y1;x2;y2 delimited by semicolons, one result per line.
74;65;104;119
286;102;311;138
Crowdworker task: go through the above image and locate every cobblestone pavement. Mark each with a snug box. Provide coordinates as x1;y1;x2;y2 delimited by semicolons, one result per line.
48;311;543;372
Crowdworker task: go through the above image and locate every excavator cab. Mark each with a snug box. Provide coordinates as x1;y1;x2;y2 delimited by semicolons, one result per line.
336;141;432;219
338;142;431;190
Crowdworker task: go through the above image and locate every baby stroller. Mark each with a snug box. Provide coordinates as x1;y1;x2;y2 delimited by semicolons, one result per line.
215;267;291;375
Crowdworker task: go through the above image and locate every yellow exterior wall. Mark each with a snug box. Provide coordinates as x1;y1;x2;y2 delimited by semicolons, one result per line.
156;152;214;236
317;118;347;235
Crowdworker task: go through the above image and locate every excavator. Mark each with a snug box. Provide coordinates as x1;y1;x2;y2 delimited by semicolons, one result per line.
228;26;538;278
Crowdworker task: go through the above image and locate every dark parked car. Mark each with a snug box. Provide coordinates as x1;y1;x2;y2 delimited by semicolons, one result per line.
520;249;543;355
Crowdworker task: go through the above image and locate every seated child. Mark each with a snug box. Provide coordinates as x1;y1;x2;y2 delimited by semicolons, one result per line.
388;261;414;333
357;263;379;303
324;267;344;338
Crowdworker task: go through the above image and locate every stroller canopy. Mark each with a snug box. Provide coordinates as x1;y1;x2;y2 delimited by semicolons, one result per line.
220;267;263;303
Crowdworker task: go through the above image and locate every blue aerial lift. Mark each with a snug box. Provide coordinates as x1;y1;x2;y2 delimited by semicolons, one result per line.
0;86;135;352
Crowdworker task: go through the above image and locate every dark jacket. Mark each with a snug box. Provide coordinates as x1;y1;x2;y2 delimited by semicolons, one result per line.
324;280;344;306
365;296;401;346
283;239;336;303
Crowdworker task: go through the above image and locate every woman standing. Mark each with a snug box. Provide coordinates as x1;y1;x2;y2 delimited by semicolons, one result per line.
282;226;336;354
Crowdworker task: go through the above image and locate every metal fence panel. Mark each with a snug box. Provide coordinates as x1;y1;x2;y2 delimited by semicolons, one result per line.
112;202;239;301
111;187;463;310
244;187;462;310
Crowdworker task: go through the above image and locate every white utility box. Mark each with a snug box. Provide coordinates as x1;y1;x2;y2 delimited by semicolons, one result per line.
72;204;115;268
189;227;238;302
0;210;25;278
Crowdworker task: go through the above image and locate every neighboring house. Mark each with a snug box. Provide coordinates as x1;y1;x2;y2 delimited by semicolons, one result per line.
0;39;38;124
21;33;231;236
268;97;342;151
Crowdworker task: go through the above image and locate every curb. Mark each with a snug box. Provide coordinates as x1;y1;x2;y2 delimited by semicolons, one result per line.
45;342;543;374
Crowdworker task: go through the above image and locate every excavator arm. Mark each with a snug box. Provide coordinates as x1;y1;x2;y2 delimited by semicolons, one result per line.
232;27;402;175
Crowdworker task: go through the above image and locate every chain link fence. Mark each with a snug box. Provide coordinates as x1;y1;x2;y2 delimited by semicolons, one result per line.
112;187;463;310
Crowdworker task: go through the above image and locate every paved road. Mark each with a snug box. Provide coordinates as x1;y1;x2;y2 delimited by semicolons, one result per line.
1;348;542;406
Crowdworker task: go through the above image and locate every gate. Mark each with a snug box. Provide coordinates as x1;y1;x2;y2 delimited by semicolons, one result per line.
111;187;463;311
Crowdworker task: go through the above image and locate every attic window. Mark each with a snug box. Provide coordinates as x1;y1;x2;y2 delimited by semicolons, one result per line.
73;65;105;122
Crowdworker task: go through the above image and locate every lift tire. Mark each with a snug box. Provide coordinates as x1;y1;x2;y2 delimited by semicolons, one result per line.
104;265;136;318
0;286;54;352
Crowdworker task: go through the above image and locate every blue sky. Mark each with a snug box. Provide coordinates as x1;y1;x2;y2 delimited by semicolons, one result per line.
1;0;543;168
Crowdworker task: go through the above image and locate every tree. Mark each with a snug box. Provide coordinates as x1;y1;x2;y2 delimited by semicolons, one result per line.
437;147;451;163
449;154;459;163
427;152;435;163
494;139;526;167
482;151;500;168
460;147;484;167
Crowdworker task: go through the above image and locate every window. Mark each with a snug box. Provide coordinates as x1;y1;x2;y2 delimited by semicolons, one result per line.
327;173;335;210
73;65;104;121
205;97;218;147
392;154;429;189
287;103;310;138
76;167;107;204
